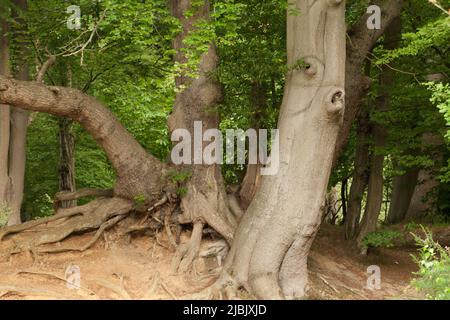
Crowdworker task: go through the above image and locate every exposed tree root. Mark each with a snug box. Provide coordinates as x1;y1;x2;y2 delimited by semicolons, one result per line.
171;220;204;274
142;272;178;299
37;215;127;254
96;276;132;300
0;197;134;255
184;272;244;300
0;285;69;299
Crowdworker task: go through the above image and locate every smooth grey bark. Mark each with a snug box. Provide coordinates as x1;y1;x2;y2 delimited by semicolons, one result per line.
0;15;11;208
220;0;346;299
0;0;30;226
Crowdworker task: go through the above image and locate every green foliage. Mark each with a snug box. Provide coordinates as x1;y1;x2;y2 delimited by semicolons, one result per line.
0;202;12;227
377;17;450;65
429;82;450;140
133;194;146;205
411;227;450;300
169;170;193;184
362;229;404;249
404;222;422;232
176;186;188;197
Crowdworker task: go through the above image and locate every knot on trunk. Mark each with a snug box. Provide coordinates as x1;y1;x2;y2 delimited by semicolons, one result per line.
302;56;323;79
326;87;345;115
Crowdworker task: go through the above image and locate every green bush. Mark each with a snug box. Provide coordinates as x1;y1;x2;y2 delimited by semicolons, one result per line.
411;227;450;300
362;229;403;249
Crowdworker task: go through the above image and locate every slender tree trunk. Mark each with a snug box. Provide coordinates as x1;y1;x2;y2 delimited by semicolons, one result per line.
356;17;402;249
344;106;370;239
356;126;385;248
220;0;346;299
4;0;30;225
239;81;267;210
340;177;347;223
0;15;11;207
385;168;419;224
58;118;76;208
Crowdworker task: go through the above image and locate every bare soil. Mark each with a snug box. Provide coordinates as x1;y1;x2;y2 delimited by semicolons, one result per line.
0;223;424;300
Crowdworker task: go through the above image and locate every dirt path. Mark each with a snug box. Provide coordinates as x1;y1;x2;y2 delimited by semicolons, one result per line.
0;224;424;300
308;224;423;300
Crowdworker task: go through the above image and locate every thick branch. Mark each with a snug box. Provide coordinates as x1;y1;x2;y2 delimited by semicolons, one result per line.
0;75;168;200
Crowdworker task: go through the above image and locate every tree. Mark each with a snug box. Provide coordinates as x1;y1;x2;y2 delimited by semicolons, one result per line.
214;0;346;299
0;0;30;226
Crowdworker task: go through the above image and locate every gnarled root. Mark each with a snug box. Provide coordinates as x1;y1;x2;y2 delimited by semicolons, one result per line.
184;271;245;300
0;197;134;255
171;220;204;274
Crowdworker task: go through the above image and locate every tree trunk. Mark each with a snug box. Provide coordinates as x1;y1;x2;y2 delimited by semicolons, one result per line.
356;16;402;249
344;105;370;239
2;0;30;226
340;177;347;222
406;169;438;221
0;14;11;208
332;0;404;166
167;0;236;252
220;0;346;299
406;133;444;221
355;124;385;248
58;118;77;208
239;81;267;210
385;168;419;224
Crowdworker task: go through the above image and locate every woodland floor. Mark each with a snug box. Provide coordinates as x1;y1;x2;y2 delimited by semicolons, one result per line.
0;222;425;300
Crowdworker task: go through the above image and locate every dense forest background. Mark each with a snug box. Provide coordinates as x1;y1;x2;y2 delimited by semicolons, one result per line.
0;0;449;300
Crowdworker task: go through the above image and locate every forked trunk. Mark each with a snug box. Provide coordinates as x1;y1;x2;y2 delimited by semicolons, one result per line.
167;0;236;247
221;0;346;299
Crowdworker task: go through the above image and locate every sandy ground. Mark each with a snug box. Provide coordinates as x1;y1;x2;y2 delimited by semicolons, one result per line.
0;223;424;300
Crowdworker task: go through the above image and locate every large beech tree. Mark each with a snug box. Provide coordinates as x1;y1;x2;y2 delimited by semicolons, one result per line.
215;0;346;299
0;0;346;299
